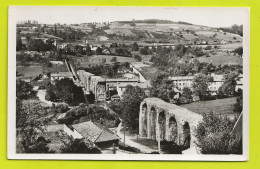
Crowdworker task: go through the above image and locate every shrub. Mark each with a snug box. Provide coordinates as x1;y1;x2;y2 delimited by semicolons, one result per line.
195;112;242;154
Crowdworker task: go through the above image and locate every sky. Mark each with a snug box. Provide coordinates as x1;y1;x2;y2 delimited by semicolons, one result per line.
10;6;249;27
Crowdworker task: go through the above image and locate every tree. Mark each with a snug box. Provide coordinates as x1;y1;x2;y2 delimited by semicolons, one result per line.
139;47;148;55
16;37;24;51
16;79;36;100
218;72;237;96
192;74;210;101
61;139;101;154
121;85;146;130
179;87;192;104
132;42;139;51
195;112;242;154
133;54;142;61
234;89;243;113
110;57;117;62
96;47;102;55
27;39;45;52
45;78;85;106
233;47;243;56
150;73;177;102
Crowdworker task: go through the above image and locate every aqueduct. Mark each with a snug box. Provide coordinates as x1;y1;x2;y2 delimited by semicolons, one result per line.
139;98;203;148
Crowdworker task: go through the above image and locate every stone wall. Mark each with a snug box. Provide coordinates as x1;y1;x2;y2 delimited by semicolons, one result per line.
139;97;203;148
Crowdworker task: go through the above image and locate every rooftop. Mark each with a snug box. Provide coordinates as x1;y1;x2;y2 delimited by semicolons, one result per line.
72;121;119;143
51;72;73;77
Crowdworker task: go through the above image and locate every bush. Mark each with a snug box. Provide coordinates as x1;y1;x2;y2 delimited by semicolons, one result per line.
195;112;242;154
118;142;142;153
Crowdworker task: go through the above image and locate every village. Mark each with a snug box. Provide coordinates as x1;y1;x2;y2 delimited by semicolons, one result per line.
16;19;243;154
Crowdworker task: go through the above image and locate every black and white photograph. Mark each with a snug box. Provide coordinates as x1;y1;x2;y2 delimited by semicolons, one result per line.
8;6;249;161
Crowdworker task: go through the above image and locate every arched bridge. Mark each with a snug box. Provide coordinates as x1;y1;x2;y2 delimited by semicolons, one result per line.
139;98;203;148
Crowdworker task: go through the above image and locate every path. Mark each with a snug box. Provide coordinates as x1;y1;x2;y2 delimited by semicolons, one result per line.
116;121;156;154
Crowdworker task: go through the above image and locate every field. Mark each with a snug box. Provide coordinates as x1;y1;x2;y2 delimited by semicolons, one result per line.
17;66;43;78
180;97;237;116
197;51;242;66
71;55;138;67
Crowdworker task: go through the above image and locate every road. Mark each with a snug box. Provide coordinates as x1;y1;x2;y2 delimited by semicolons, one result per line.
116;121;156;154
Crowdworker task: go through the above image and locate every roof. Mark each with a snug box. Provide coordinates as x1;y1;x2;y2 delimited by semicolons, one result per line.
51;72;73;77
169;76;194;81
106;78;139;82
72;121;119;143
211;74;224;82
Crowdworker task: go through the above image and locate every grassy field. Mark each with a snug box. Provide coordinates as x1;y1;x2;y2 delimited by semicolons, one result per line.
71;55;138;67
197;51;242;66
180;97;237;116
17;66;43;78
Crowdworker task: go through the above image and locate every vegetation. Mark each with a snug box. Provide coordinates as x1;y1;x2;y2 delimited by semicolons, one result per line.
192;74;213;101
16;79;36;100
61;139;101;154
45;78;85;106
195;112;242;154
218;72;238;97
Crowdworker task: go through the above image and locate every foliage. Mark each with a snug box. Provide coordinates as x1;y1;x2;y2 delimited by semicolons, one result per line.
233;46;243;56
118;142;142;153
218;72;238;96
16;79;36;100
179;87;193;104
121;85;146;130
195;112;242;154
133;54;142;61
192;74;212;101
45;78;85;106
19;133;54;153
110;56;117;62
61;138;101;154
132;42;139;51
234;89;243;113
151;73;177;102
218;24;243;36
27;39;55;52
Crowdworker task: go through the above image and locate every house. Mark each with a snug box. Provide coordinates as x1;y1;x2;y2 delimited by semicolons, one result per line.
57;43;68;49
236;74;243;91
50;61;64;66
50;72;74;81
221;39;227;44
72;121;120;148
169;73;224;95
169;76;194;90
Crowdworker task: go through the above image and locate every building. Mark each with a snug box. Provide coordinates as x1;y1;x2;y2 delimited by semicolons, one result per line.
50;61;64;66
169;76;194;90
168;74;224;95
236;74;243;91
72;121;119;148
50;72;74;81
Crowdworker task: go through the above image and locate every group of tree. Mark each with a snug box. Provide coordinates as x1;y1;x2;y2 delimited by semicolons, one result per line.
150;73;178;103
56;103;120;127
45;78;85;106
218;72;238;97
195;112;242;154
233;46;243;57
192;74;214;101
27;39;56;52
16;79;36;100
108;85;147;131
82;63;121;78
218;24;243;36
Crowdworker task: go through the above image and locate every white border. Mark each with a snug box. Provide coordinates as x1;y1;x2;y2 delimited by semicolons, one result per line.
8;6;250;161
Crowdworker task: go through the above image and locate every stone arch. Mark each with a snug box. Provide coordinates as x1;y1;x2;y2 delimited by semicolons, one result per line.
168;116;178;143
182;121;191;149
149;107;157;139
158;111;166;141
141;103;148;136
